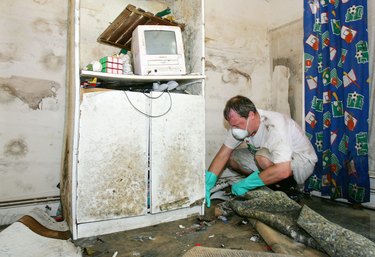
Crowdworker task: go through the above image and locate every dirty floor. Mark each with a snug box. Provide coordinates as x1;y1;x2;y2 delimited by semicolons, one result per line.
73;195;375;257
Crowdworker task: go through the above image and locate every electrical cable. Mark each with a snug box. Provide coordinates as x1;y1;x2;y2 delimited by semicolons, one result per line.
123;90;172;118
142;90;166;99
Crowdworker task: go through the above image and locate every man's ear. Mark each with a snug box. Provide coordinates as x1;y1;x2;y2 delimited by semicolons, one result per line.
248;111;255;120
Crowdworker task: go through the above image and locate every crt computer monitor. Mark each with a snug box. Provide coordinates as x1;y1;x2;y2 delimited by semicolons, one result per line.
131;25;186;76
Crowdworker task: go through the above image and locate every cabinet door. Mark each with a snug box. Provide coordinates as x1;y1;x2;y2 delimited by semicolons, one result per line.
76;91;149;223
150;92;205;213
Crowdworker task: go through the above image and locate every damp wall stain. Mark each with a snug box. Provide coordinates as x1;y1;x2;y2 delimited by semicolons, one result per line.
15;179;34;193
205;60;217;71
40;52;65;71
205;52;256;86
273;57;290;68
0;43;18;63
270;19;303;126
56;18;68;36
3;139;28;159
0;76;60;110
33;0;48;4
32;17;53;34
167;0;203;74
31;12;67;40
222;68;252;84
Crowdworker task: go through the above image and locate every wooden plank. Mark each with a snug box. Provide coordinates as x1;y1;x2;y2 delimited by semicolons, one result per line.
107;13;142;42
115;13;151;45
97;4;185;51
250;219;329;257
97;6;133;42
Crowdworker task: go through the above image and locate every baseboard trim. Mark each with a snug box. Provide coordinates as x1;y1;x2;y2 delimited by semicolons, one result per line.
0;199;60;226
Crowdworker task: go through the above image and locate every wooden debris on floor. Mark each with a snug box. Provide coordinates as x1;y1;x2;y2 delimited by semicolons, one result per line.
182;246;295;257
249;219;328;257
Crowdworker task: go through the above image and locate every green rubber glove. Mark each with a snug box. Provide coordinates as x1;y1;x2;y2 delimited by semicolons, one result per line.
231;170;265;196
205;170;218;208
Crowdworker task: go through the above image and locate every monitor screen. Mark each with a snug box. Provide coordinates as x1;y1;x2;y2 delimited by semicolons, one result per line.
144;30;177;55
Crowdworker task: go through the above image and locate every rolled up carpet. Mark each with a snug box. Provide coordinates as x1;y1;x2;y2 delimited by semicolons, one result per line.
297;205;375;257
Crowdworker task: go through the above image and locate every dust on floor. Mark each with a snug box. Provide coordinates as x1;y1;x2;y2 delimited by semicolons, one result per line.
73;194;375;257
74;200;270;257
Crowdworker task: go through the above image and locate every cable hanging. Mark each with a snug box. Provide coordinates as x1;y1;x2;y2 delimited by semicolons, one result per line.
123;90;172;118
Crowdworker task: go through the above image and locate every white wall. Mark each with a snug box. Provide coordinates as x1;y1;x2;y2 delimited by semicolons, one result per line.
204;0;303;167
0;0;67;203
268;0;302;29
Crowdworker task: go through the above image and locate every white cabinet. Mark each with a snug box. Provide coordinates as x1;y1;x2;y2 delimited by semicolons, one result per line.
76;91;149;223
62;0;205;239
150;93;205;214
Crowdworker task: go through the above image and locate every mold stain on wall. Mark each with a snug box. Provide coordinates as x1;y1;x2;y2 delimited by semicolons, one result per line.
3;138;28;159
32;17;53;34
270;19;303;125
167;0;202;73
56;18;68;36
40;52;65;71
0;76;60;110
273;58;295;118
222;68;252;84
0;43;18;63
206;52;254;86
33;0;49;4
205;60;217;71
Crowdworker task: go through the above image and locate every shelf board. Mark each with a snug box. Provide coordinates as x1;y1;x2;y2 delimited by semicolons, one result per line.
81;70;205;82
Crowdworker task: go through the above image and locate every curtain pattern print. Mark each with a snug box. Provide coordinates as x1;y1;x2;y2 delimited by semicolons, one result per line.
304;0;370;203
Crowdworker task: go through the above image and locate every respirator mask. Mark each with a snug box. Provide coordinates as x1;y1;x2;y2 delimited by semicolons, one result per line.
231;117;250;140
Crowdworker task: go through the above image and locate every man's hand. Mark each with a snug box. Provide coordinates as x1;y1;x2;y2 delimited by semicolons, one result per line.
205;171;218;208
231;170;265;196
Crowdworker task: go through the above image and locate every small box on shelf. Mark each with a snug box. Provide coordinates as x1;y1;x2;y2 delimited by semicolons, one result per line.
100;56;124;74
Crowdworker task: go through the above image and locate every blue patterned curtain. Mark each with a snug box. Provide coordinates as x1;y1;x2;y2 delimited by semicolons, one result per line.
304;0;370;203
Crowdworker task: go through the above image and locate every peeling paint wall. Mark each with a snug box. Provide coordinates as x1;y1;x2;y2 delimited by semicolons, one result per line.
205;0;269;165
0;0;67;202
205;0;303;167
270;19;304;127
